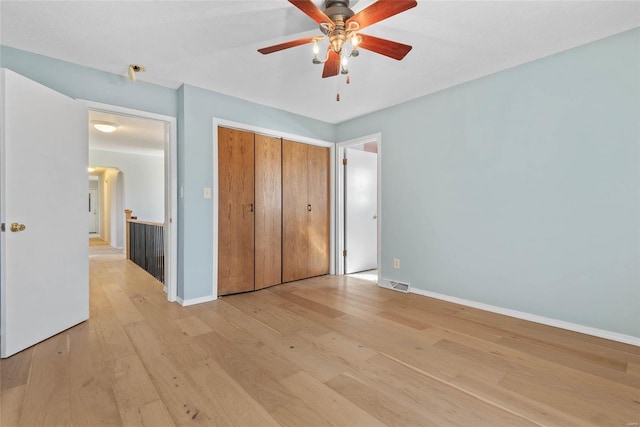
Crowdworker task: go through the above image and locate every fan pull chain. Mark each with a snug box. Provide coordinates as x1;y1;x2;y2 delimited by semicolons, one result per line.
336;70;352;101
337;72;351;101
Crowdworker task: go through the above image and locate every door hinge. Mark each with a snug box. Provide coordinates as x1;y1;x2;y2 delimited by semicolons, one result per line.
343;249;347;257
342;158;347;166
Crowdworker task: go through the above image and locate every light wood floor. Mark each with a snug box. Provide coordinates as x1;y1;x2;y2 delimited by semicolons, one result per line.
89;236;109;247
1;255;639;426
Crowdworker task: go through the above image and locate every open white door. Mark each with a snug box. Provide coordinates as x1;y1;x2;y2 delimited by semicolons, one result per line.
344;147;377;274
0;69;88;358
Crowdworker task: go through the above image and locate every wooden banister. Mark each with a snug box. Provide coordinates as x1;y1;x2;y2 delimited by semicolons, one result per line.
125;209;133;259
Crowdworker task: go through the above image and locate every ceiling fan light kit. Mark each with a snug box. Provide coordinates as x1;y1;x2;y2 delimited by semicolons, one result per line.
258;0;416;100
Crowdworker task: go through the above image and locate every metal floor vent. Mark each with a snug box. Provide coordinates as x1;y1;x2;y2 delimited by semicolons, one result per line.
390;281;410;293
378;278;411;293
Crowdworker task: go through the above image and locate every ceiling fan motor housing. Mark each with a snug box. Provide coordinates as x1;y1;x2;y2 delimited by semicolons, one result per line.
322;0;356;53
323;0;355;21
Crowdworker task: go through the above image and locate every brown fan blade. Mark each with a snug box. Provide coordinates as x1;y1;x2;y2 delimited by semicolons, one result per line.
358;34;412;60
347;0;417;31
322;49;340;78
289;0;332;25
258;37;316;54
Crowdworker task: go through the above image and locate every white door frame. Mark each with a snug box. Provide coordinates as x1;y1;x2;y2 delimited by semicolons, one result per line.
335;133;382;276
80;100;178;303
211;118;335;300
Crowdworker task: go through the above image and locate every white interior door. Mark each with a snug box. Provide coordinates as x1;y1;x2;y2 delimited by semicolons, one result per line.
0;68;88;358
88;188;98;233
344;147;377;274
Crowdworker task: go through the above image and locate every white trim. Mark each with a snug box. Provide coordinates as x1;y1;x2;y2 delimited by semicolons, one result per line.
215;119;334;148
177;295;216;307
392;282;640;347
79;99;178;303
0;69;7;355
335;133;382;276
212;118;335;298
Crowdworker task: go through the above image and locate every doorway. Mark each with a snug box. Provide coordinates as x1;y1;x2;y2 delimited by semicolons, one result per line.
83;101;177;303
87;166;125;250
344;145;377;274
88;184;99;234
336;134;381;282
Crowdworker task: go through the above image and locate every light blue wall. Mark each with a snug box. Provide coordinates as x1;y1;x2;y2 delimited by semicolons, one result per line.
0;46;177;117
178;84;334;300
337;28;640;337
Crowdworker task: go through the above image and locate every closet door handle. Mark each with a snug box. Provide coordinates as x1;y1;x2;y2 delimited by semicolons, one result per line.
307;204;312;212
250;203;254;213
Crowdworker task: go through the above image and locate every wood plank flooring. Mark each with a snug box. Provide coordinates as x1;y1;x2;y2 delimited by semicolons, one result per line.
1;254;639;426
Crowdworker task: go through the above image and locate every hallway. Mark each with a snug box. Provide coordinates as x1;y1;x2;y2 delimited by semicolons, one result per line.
0;256;638;426
89;236;124;257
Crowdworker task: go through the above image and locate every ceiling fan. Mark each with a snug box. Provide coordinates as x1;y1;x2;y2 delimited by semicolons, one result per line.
258;0;417;78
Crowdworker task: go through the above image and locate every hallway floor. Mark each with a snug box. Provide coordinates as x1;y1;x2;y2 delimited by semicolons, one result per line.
89;236;124;257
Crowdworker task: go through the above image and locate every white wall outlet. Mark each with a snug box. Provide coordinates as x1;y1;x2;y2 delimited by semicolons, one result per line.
393;258;400;269
203;187;212;199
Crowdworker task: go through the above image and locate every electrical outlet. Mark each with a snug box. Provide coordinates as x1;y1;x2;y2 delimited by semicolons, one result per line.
393;258;400;269
203;187;212;199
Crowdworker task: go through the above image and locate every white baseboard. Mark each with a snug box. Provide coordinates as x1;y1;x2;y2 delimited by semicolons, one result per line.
378;279;639;347
177;294;217;307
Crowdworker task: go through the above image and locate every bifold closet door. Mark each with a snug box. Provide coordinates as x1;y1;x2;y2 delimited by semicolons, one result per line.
282;139;330;282
282;140;308;282
218;127;255;295
306;144;330;277
254;134;282;290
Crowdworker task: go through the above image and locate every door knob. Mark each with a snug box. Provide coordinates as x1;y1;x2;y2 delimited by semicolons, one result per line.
10;223;26;232
373;215;378;220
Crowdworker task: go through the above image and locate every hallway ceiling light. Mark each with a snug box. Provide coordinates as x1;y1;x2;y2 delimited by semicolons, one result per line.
87;167;96;172
92;120;119;133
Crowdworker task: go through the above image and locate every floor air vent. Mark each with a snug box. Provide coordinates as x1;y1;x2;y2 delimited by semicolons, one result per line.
390;281;410;293
379;278;411;293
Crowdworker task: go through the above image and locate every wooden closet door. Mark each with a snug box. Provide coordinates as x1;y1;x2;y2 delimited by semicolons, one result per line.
254;134;282;289
282;139;309;282
218;127;255;295
307;144;330;277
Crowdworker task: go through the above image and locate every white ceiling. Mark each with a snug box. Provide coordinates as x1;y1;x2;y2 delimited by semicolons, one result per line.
1;1;639;124
89;110;165;157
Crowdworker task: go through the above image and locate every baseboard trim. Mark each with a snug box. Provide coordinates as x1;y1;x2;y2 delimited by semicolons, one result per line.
378;279;639;347
177;295;217;307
